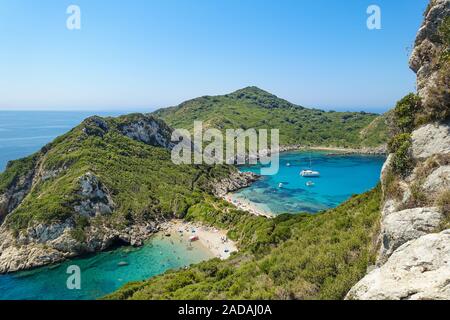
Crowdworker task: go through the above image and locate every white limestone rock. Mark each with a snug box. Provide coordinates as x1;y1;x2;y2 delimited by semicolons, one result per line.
347;230;450;300
411;122;450;160
423;165;450;194
378;207;443;262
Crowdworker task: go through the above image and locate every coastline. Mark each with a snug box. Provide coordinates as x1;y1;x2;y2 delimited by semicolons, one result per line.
159;220;238;260
219;145;386;218
278;144;387;155
223;193;274;218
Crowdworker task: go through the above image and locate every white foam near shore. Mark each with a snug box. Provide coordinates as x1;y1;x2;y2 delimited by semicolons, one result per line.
223;193;274;218
159;220;238;260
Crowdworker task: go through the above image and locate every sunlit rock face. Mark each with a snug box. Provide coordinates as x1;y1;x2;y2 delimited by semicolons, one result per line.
349;0;450;300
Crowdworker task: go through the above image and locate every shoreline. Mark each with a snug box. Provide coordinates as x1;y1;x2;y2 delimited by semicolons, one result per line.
278;144;387;155
223;194;274;218
158;220;238;260
220;146;386;218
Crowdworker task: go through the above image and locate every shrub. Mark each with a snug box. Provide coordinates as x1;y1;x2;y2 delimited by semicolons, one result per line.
426;61;450;121
436;189;450;230
439;16;450;58
391;94;422;134
388;133;413;177
436;189;450;217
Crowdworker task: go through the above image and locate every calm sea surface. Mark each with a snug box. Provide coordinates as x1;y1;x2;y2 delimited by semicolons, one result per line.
0;111;384;299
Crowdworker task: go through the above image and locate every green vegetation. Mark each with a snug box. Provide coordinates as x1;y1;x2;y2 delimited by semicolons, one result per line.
388;133;413;177
426;16;450;121
0;155;37;194
1;114;235;231
106;186;381;300
436;189;450;230
391;93;422;134
0;88;387;300
154;87;387;148
439;16;450;63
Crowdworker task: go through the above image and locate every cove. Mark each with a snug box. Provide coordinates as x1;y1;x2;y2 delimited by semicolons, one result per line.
231;151;385;215
0;232;212;300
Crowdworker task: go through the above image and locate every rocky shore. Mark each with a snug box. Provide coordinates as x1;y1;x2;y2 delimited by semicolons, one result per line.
211;170;259;198
0;220;161;274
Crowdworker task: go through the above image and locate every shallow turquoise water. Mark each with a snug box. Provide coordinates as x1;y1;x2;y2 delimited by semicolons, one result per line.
234;151;385;214
0;111;385;300
0;233;212;300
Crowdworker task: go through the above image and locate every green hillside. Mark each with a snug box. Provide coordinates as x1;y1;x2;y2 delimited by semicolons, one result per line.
106;186;381;300
1;114;234;233
154;87;388;148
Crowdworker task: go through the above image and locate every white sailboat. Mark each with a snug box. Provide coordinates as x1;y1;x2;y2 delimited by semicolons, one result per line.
300;153;320;177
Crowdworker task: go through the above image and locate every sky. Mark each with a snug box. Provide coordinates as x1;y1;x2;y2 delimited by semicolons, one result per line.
0;0;429;113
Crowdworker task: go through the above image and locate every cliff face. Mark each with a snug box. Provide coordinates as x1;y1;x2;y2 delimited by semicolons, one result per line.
0;114;243;273
348;0;450;300
410;0;450;116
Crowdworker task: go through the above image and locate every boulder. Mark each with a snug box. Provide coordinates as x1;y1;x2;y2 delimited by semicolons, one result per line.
423;165;450;194
411;121;450;160
378;207;443;262
347;230;450;300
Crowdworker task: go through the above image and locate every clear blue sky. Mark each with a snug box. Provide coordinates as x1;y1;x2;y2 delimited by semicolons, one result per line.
0;0;429;112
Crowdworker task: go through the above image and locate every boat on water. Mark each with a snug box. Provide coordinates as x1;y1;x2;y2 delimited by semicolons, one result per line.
300;169;320;177
286;163;291;167
300;153;320;177
306;181;315;187
278;183;283;188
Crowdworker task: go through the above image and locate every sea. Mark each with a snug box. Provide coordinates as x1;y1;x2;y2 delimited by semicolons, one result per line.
0;111;384;299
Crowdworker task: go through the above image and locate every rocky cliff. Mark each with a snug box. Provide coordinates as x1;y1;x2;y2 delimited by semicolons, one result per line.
0;113;244;273
347;0;450;300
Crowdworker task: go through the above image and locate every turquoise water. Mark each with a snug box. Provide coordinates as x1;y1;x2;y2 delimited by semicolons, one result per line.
234;151;385;214
0;233;212;300
0;111;385;300
0;111;213;300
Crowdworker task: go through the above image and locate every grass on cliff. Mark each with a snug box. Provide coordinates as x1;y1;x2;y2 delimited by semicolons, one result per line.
2;115;235;231
154;87;387;148
105;186;381;300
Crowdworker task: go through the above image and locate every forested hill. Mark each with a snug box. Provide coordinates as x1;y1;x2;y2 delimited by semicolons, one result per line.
154;86;388;148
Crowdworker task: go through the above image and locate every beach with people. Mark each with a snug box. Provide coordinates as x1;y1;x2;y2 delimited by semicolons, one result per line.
159;220;238;260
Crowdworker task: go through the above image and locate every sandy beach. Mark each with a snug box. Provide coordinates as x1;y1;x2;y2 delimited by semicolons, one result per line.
223;194;274;218
159;220;238;260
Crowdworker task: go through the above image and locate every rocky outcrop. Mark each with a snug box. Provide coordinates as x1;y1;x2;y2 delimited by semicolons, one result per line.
212;171;259;197
74;172;115;217
0;218;160;273
348;0;450;300
119;115;175;149
0;164;36;223
411;121;450;159
347;230;450;300
0;114;181;273
409;0;450;109
423;165;450;193
379;207;443;262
